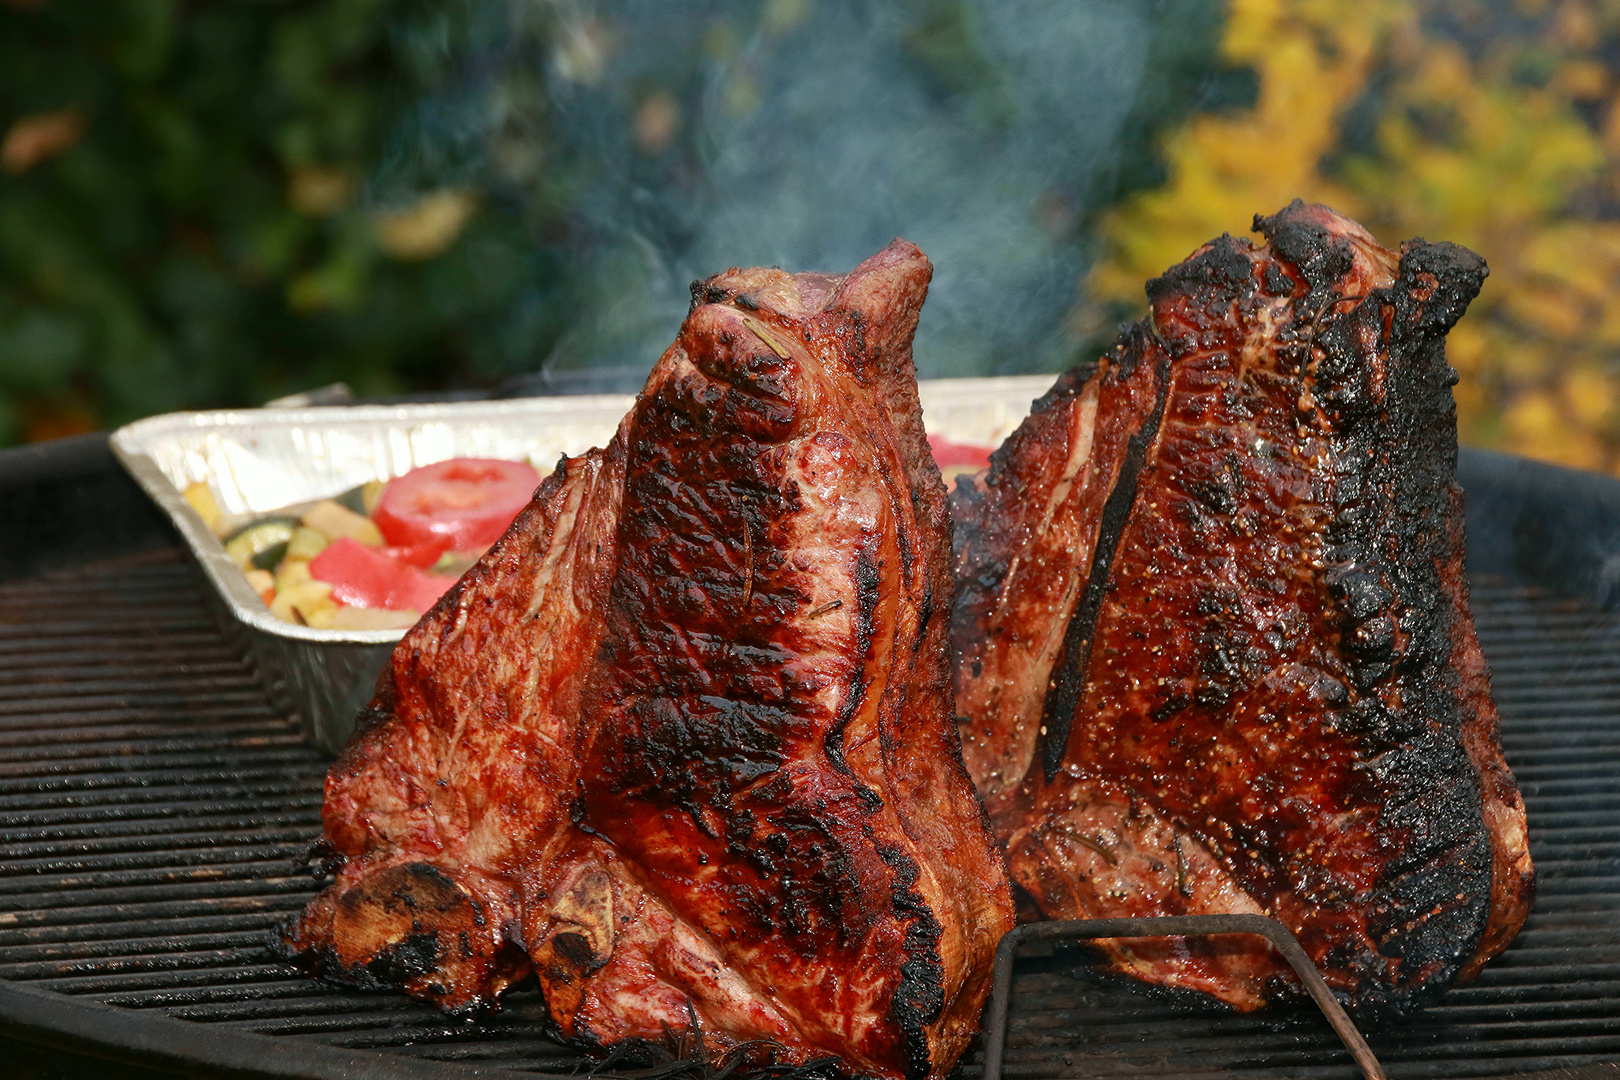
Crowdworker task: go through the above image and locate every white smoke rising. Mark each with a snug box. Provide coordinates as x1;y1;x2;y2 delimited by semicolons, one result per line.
548;0;1153;379
383;0;1229;384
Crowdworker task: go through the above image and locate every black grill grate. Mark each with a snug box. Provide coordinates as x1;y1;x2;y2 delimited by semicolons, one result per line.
0;551;585;1076
979;584;1620;1080
0;550;1616;1079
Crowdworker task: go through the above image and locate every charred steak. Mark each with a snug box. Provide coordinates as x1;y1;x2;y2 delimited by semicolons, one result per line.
951;202;1533;1013
281;241;1015;1080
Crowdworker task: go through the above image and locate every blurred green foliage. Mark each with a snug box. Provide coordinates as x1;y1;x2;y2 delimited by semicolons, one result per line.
1;0;1244;446
0;0;1338;451
0;0;560;446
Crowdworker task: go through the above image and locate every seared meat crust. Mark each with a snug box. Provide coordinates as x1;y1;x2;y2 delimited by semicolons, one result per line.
952;202;1533;1014
281;241;1014;1080
282;445;622;1007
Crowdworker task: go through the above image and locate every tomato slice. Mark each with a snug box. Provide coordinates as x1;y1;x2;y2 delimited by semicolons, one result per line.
374;458;542;551
927;435;993;471
381;537;452;569
310;537;457;613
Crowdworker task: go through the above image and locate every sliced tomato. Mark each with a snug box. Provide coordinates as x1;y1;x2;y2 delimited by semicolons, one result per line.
927;435;993;471
374;458;542;551
381;536;453;569
310;537;457;613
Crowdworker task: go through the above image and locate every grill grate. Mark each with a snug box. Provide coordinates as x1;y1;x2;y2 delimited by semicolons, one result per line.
0;551;585;1075
0;550;1616;1079
976;584;1620;1080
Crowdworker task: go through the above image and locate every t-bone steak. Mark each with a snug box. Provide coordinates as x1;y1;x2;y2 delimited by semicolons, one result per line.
280;240;1016;1080
951;201;1533;1014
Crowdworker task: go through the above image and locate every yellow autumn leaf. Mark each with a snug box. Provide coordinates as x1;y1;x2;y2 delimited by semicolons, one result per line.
1564;367;1615;428
374;189;477;261
1083;0;1620;475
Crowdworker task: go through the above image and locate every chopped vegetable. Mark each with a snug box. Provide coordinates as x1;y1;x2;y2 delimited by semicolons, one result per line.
183;481;224;534
270;578;336;626
331;481;387;518
325;606;421;631
383;537;452;569
224;517;299;571
286;526;330;562
334;483;368;516
222;457;533;628
301;499;383;546
302;604;346;630
431;548;484;578
928;436;994;485
276;558;313;592
309;537;456;612
374;458;540;550
927;435;992;470
243;568;275;605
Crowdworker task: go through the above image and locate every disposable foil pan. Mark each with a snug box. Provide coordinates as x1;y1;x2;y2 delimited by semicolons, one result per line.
109;376;1056;754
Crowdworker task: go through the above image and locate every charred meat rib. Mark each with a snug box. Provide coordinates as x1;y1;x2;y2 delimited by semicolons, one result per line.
952;202;1533;1013
281;241;1016;1080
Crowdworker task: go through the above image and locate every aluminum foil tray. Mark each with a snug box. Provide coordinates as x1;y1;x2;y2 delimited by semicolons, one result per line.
109;376;1056;754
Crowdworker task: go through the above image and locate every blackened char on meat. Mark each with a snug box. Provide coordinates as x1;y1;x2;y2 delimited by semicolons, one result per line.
280;241;1015;1080
951;201;1533;1014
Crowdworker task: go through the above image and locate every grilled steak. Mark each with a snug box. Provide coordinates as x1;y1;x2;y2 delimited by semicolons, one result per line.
280;241;1015;1080
952;202;1533;1013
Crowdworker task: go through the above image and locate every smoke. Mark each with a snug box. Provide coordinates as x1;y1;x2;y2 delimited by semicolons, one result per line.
383;0;1231;385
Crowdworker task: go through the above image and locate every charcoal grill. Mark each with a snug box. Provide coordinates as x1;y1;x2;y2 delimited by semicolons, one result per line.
0;434;1617;1080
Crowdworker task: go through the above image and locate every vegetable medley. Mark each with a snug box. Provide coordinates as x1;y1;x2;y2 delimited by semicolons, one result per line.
183;458;543;630
181;441;987;632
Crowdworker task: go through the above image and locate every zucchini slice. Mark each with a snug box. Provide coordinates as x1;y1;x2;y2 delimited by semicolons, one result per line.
224;517;299;572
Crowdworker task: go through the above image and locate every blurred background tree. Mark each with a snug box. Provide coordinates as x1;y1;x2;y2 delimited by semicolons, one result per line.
0;0;1246;447
8;0;1620;476
1081;0;1620;474
0;0;563;445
